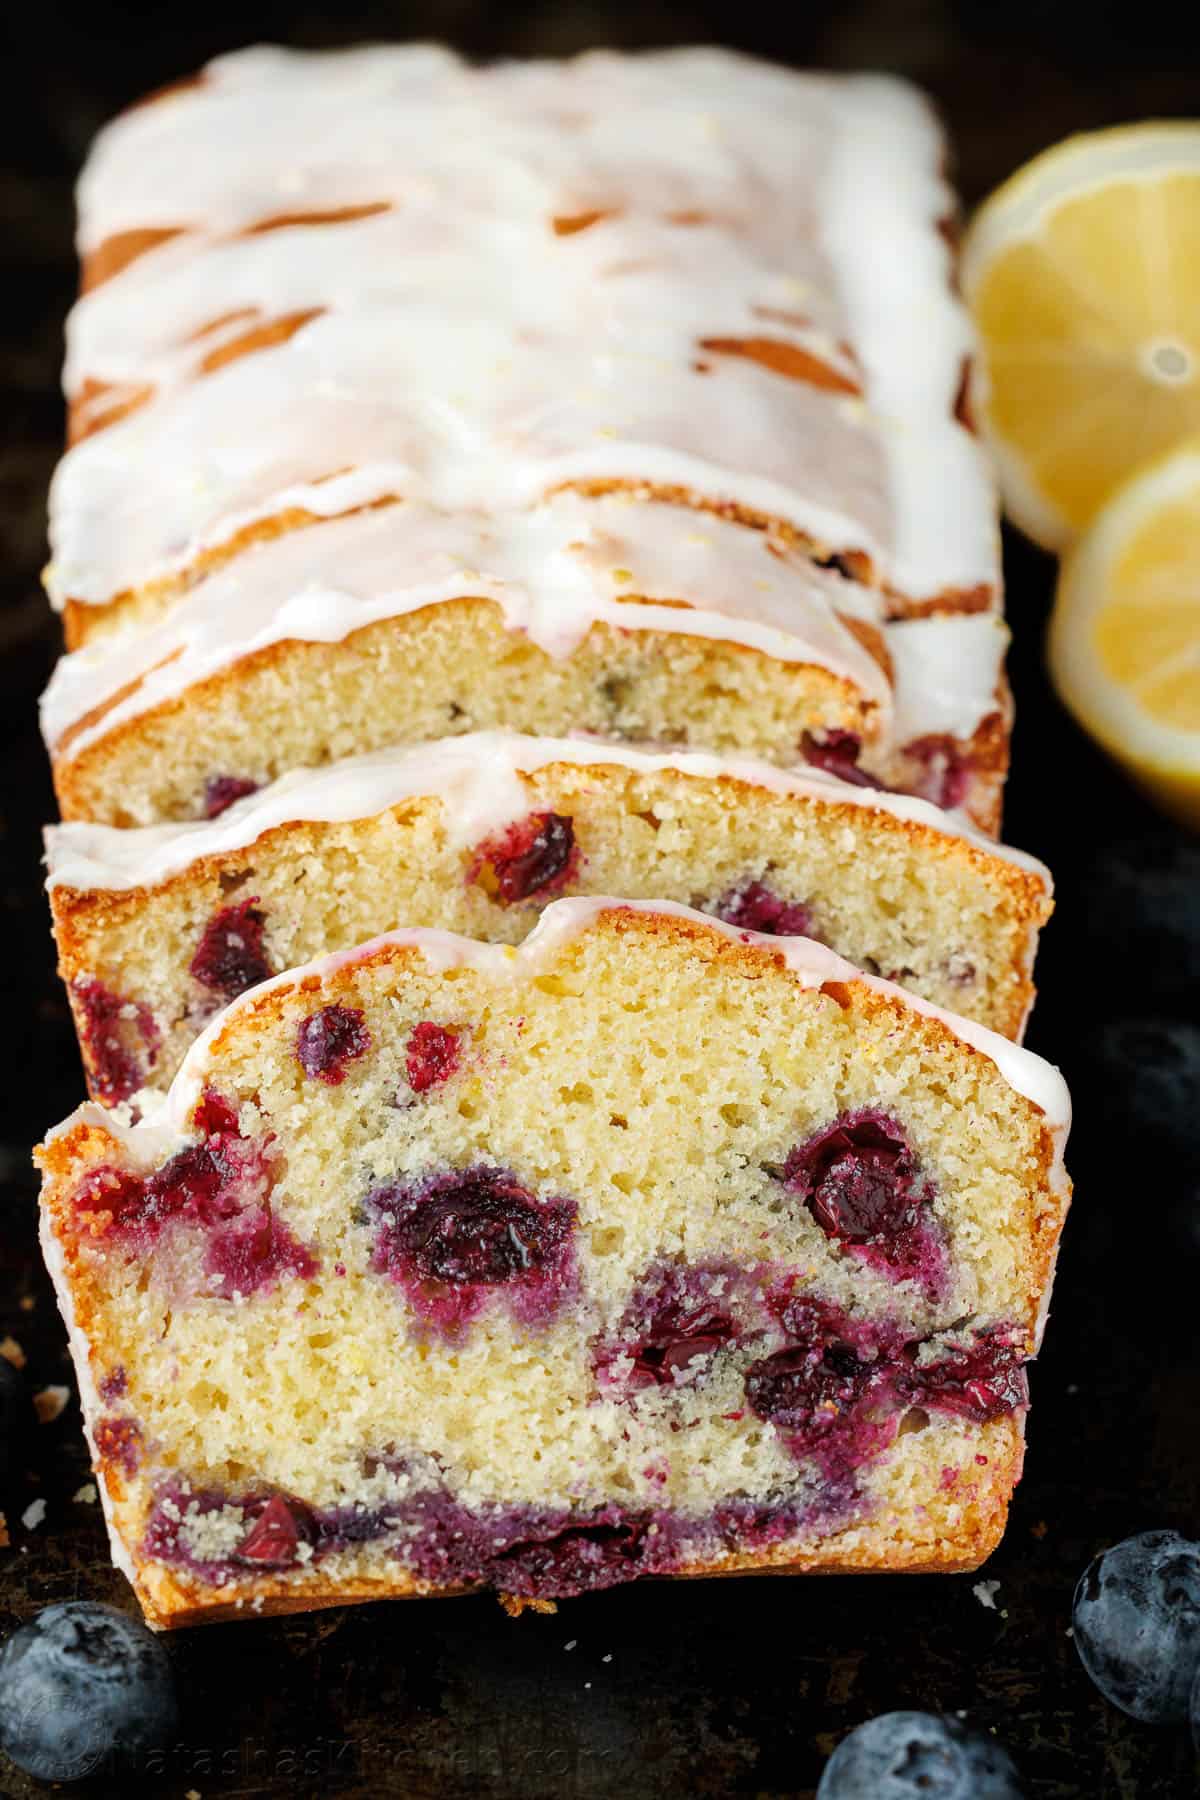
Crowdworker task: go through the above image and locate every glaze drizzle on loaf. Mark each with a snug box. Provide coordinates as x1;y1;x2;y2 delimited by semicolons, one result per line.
51;47;996;621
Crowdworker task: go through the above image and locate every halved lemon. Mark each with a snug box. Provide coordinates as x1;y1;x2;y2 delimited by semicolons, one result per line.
1048;438;1200;826
963;124;1200;549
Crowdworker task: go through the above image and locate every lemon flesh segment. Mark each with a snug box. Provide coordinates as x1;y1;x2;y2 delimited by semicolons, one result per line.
1048;443;1200;827
965;131;1200;549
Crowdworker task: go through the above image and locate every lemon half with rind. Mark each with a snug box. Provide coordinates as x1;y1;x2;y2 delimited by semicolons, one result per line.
1049;438;1200;827
963;124;1200;549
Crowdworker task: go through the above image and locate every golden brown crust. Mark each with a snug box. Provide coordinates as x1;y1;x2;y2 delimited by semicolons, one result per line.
59;477;859;649
70;310;329;447
68;376;156;445
891;583;994;622
80;227;184;294
35;1115;124;1190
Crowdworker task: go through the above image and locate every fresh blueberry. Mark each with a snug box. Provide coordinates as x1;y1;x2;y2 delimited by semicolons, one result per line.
1072;1530;1200;1722
816;1710;1024;1799
1192;1658;1200;1752
0;1601;179;1782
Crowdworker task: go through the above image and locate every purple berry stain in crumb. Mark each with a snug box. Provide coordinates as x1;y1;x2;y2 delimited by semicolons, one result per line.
746;1290;1028;1474
145;1484;387;1583
901;733;973;812
896;1327;1027;1423
595;1260;743;1391
236;1494;302;1567
205;1207;318;1297
405;1021;463;1094
782;1108;947;1295
189;896;273;998
364;1165;578;1336
712;878;817;940
71;977;160;1104
745;1294;900;1479
98;1366;128;1402
802;728;977;819
472;810;577;902
203;773;259;818
296;1003;371;1083
68;1089;317;1298
945;953;977;988
800;729;884;790
94;1415;142;1477
144;1477;842;1602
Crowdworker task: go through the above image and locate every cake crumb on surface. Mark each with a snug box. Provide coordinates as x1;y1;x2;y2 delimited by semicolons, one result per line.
21;1498;46;1531
0;1335;26;1369
973;1579;1000;1610
34;1384;71;1424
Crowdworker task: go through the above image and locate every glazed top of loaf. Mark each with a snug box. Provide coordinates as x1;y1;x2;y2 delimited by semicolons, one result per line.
49;45;998;620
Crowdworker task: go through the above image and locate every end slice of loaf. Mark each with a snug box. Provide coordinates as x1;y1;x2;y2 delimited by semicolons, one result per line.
36;899;1070;1629
45;733;1053;1104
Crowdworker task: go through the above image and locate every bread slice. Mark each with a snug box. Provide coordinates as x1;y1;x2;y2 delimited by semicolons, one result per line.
48;46;1009;831
36;900;1070;1629
46;733;1051;1104
42;497;1010;836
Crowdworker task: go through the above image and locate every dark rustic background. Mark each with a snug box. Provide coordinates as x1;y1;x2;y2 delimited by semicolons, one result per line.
1;4;1199;1795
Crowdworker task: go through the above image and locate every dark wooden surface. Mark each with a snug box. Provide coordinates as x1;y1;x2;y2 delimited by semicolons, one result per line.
1;5;1199;1795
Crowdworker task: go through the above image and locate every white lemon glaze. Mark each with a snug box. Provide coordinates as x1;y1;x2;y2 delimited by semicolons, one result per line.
51;46;996;615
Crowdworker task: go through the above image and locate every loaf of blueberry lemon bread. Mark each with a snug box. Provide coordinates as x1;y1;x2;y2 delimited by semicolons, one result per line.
44;46;1007;832
46;733;1051;1104
36;901;1070;1628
